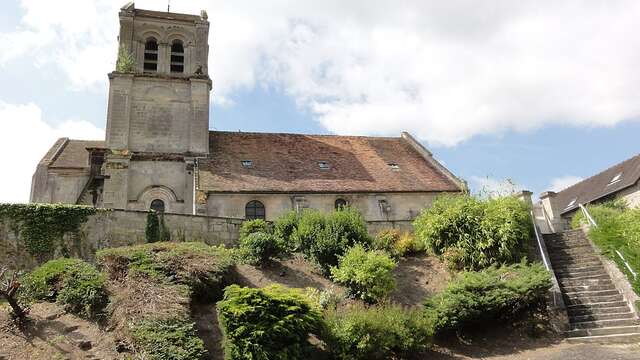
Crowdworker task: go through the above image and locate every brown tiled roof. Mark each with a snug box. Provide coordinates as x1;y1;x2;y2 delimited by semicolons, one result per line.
553;153;640;214
45;139;106;169
198;131;462;193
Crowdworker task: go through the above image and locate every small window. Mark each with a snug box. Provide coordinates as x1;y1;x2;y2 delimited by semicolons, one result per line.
566;198;577;209
335;198;348;210
241;160;253;168
608;172;623;185
388;163;400;171
150;199;165;213
318;161;330;170
170;40;185;73
245;200;265;220
144;38;158;73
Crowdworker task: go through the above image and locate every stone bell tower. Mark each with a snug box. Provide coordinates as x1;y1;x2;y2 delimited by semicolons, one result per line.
102;2;211;214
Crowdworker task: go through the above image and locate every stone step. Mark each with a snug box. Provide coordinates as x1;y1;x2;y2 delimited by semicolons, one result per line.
558;273;611;282
568;305;632;317
554;259;603;269
550;247;596;255
565;332;640;344
564;289;621;299
548;243;592;250
555;266;607;276
567;300;630;311
570;312;636;323
550;254;600;262
556;270;609;280
560;277;614;288
564;294;624;306
550;257;601;266
570;318;639;330
561;283;617;293
566;325;640;338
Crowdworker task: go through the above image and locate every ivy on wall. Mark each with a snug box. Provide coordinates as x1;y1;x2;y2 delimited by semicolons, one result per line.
0;204;97;259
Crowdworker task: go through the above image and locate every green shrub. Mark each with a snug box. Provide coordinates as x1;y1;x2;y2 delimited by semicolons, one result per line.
324;303;433;360
330;245;396;303
414;194;531;270
571;203;622;230
372;229;421;258
132;317;206;360
424;261;551;333
240;219;271;240
116;44;136;73
21;258;108;318
273;210;299;245
217;284;323;360
294;208;371;273
239;232;288;265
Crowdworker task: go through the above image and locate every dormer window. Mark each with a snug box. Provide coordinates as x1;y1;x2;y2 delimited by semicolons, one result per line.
566;198;578;209
388;163;400;171
144;37;158;73
608;172;623;186
318;161;330;170
170;40;185;73
241;160;253;168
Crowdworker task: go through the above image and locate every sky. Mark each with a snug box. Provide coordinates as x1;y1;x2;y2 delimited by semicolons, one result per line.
1;0;639;203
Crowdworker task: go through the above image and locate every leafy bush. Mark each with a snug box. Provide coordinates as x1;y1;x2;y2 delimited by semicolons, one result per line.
239;232;288;265
240;219;271;240
414;194;531;270
132;317;206;360
372;229;421;258
324;303;433;360
573;204;640;294
21;258;108;318
330;245;396;303
217;284;323;360
273;210;299;245
424;261;551;333
294;208;371;273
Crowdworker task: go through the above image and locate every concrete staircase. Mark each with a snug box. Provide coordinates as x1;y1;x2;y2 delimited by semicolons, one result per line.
544;229;640;344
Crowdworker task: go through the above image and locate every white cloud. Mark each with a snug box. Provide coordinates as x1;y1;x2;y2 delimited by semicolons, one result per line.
3;1;640;145
548;176;584;193
0;101;104;203
470;176;524;198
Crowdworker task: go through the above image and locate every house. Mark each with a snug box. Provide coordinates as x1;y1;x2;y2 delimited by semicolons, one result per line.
538;153;640;231
29;3;465;224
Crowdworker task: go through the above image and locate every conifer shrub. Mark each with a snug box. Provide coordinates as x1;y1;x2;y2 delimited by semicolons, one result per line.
239;232;288;265
217;284;323;360
21;258;108;319
324;303;434;360
239;219;271;240
424;261;551;333
131;317;206;360
293;208;371;273
414;194;531;270
330;245;396;303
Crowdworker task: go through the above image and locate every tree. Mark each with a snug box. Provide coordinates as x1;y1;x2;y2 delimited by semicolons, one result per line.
0;267;28;320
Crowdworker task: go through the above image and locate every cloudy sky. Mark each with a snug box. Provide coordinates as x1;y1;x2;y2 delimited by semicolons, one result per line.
1;0;639;203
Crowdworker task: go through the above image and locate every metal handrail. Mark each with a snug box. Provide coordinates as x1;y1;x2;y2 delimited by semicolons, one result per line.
579;203;637;280
531;210;551;271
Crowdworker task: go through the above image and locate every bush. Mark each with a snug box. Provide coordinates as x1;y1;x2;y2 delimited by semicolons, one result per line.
294;208;371;273
330;245;396;303
372;229;421;258
424;261;551;333
324;303;433;360
21;258;108;318
240;219;271;240
217;284;323;360
132;317;206;360
273;210;299;246
414;194;531;270
239;232;288;265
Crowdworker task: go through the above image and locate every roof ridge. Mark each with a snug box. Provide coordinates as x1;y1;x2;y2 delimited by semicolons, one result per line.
209;130;401;140
555;153;640;196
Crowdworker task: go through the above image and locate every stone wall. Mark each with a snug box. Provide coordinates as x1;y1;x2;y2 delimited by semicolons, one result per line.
1;210;242;270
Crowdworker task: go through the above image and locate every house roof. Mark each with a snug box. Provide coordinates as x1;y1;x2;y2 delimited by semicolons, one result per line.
552;153;640;214
198;131;462;194
40;138;106;170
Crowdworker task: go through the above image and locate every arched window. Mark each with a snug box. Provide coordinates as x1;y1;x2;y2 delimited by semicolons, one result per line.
144;38;158;72
335;198;348;210
170;40;184;73
150;199;165;213
245;200;265;220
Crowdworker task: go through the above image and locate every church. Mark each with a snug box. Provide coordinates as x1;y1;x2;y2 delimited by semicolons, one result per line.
30;3;464;223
